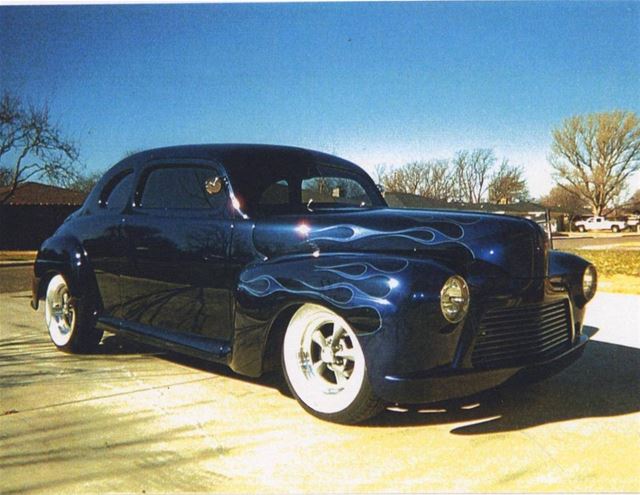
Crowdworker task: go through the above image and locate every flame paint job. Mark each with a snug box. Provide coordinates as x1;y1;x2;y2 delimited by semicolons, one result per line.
239;257;411;332
250;208;545;282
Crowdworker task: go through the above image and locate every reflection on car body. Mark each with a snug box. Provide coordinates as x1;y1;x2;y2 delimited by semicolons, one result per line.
32;144;597;423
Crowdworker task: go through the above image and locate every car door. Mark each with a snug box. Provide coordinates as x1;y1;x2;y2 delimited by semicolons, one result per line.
81;169;134;319
120;162;233;341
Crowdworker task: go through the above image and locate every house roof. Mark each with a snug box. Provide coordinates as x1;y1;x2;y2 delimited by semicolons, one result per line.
0;182;87;206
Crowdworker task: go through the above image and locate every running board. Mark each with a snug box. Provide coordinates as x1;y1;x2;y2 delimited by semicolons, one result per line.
97;317;232;362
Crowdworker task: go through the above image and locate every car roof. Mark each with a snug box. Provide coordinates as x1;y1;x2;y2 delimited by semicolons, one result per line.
84;144;375;214
118;144;363;176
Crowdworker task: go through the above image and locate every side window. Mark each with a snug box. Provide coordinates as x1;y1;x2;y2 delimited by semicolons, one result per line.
301;176;371;206
100;171;134;211
140;166;225;210
259;179;289;206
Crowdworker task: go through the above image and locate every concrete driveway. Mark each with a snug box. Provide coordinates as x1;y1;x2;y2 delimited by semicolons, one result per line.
1;290;638;494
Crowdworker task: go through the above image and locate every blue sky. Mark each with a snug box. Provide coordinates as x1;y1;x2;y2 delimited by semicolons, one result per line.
1;2;639;197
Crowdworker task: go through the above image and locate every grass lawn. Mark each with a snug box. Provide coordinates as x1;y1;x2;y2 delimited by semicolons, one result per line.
559;245;640;294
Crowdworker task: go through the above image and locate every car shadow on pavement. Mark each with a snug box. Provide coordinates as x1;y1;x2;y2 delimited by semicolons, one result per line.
97;327;640;432
96;334;163;356
97;334;294;396
366;332;640;432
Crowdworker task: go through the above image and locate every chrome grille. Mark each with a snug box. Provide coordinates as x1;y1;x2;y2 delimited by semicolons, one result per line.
471;299;571;368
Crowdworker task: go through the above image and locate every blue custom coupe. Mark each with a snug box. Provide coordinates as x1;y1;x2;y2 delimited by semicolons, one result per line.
32;145;597;423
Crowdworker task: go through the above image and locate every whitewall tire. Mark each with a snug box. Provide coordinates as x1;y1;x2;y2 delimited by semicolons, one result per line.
282;304;383;423
44;274;102;353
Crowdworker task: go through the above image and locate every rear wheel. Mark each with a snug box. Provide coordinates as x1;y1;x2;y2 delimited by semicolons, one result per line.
281;304;384;424
45;274;103;353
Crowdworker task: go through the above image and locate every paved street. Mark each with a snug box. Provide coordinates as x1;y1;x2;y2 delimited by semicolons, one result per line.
1;279;639;493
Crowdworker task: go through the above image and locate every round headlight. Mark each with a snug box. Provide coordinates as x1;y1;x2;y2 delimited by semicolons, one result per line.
440;275;470;323
582;265;597;301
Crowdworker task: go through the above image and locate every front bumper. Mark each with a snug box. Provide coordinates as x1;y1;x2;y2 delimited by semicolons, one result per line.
375;333;589;404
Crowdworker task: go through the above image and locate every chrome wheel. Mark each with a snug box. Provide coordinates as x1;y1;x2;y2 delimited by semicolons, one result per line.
45;275;76;347
283;304;367;415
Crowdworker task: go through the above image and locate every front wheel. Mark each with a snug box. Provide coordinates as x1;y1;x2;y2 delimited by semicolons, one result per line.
45;274;103;353
577;225;586;232
282;304;384;423
612;225;620;233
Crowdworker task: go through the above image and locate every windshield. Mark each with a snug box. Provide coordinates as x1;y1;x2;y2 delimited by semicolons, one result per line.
228;158;386;217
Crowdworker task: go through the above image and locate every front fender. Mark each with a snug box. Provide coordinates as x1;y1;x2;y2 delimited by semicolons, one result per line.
548;250;593;307
230;252;458;376
32;235;97;310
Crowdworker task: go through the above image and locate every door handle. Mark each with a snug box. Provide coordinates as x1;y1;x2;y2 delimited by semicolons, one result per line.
203;253;224;261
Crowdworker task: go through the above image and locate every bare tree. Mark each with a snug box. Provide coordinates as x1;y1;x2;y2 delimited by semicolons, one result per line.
488;160;529;204
401;161;424;195
417;159;454;200
381;161;423;195
380;160;455;200
540;185;588;231
549;110;640;216
378;150;528;204
452;149;495;203
0;91;81;204
627;189;640;211
373;164;387;184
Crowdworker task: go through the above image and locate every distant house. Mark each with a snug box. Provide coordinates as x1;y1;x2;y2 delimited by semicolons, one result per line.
0;182;87;250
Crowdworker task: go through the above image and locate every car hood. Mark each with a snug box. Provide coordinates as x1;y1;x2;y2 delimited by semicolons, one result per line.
252;207;547;280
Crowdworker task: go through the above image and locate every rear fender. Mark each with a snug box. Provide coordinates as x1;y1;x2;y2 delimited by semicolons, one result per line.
32;235;99;310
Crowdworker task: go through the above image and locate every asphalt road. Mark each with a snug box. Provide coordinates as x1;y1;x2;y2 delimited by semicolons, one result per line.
1;285;639;493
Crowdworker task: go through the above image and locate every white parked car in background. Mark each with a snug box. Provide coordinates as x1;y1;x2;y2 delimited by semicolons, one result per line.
625;215;639;231
574;216;626;232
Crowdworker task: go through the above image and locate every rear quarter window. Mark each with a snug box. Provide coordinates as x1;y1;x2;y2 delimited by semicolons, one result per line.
99;171;134;211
